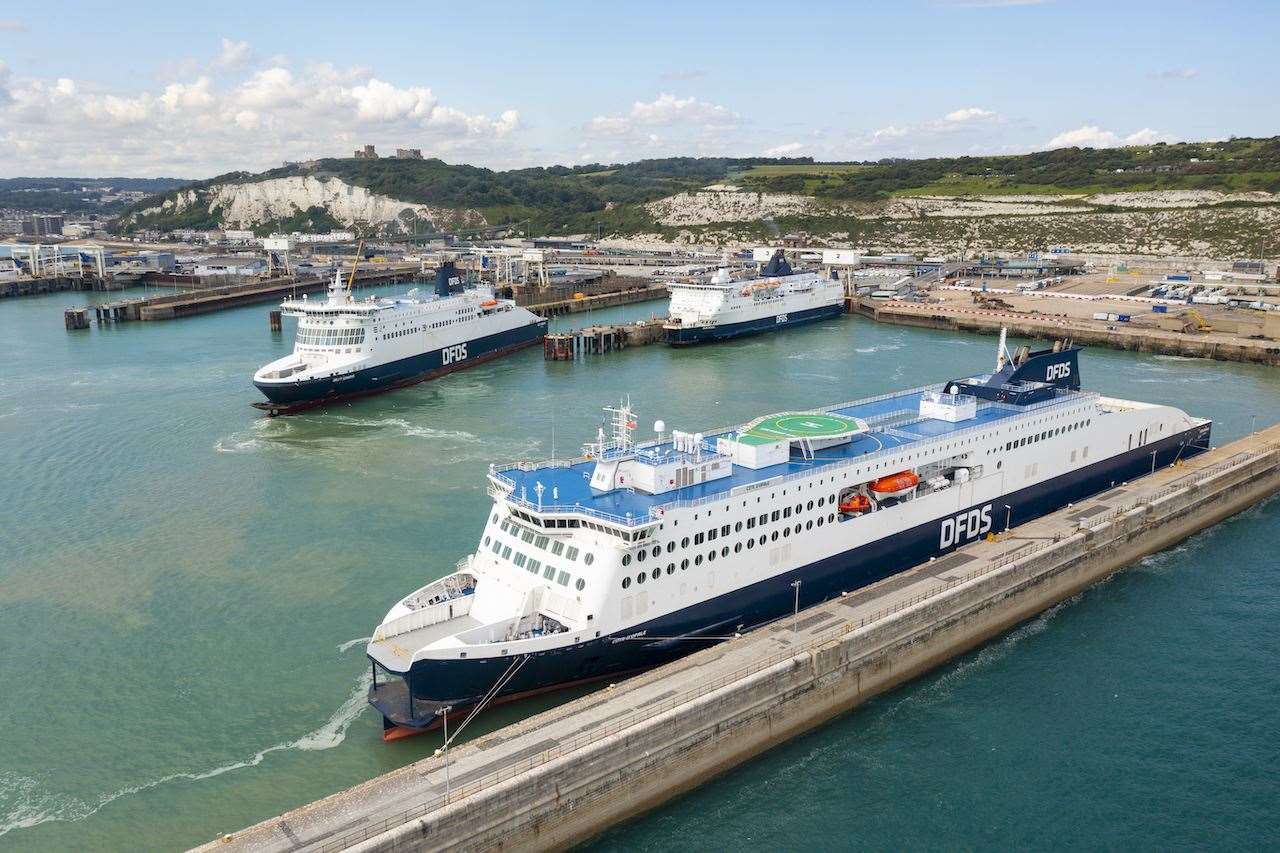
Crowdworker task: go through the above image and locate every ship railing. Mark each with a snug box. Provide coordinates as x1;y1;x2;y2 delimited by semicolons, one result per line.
311;440;1280;853
373;595;474;643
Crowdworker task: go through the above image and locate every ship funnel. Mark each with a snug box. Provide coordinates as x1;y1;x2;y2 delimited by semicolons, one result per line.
434;261;459;298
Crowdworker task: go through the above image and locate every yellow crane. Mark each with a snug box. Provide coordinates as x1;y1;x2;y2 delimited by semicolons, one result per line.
345;239;364;294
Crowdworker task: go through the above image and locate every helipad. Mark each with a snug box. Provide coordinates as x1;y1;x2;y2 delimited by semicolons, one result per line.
737;412;866;445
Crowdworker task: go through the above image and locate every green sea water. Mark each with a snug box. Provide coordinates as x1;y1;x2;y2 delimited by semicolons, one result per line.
1;286;1277;850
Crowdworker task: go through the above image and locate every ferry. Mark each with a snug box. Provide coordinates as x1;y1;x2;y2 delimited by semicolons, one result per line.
663;250;845;345
366;332;1211;738
252;261;546;414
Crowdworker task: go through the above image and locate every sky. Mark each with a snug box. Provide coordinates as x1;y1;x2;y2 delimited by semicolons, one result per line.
0;0;1276;179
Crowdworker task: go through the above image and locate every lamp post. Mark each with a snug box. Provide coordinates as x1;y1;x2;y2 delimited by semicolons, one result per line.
791;580;802;633
1151;450;1157;474
441;705;453;801
1004;504;1013;533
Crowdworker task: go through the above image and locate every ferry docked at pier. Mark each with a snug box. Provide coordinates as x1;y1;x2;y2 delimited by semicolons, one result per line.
663;250;844;345
366;332;1211;738
252;261;546;414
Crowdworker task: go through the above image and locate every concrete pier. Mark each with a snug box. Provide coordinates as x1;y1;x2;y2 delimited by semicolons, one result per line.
203;425;1280;853
857;299;1280;366
524;283;668;317
543;318;666;360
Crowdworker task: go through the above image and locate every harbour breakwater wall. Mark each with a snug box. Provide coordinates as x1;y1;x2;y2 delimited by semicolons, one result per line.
855;299;1280;367
206;426;1280;853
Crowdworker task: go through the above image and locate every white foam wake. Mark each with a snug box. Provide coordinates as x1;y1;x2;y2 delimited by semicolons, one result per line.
0;670;372;838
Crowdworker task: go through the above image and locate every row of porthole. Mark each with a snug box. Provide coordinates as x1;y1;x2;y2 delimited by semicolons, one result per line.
624;499;837;567
621;514;836;589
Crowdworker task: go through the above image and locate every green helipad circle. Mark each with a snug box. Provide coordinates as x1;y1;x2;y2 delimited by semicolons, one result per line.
741;412;863;444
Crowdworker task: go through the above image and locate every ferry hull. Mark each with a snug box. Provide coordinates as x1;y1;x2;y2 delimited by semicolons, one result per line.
253;320;546;413
665;303;844;346
369;421;1211;731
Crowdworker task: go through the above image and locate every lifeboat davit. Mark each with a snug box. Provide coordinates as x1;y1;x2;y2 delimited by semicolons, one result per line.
839;494;871;514
869;471;920;498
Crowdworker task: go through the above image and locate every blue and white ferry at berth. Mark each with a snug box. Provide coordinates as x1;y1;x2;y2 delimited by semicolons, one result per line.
663;250;845;345
366;331;1212;738
252;261;546;414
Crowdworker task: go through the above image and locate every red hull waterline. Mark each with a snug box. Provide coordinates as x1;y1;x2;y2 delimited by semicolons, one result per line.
381;667;649;742
251;336;544;417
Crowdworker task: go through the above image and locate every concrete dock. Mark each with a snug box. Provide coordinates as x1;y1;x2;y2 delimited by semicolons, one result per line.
857;298;1280;366
543;318;666;359
523;282;668;317
202;425;1280;853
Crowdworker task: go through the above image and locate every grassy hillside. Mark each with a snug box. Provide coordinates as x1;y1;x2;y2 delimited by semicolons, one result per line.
736;138;1280;200
0;177;189;214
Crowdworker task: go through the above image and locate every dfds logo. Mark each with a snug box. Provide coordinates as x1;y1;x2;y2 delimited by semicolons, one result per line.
442;343;468;365
776;313;789;324
1046;362;1072;382
939;504;993;549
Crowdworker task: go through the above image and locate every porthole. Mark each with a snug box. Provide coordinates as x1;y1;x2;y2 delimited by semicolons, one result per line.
666;563;675;575
707;550;716;562
681;558;689;570
807;501;814;511
721;546;729;557
817;497;824;507
637;550;646;563
666;541;675;554
584;553;594;565
491;514;498;524
783;527;791;538
695;554;703;566
681;537;690;548
575;578;586;591
622;554;631;566
817;517;824;527
734;521;743;532
771;531;779;542
806;520;813;530
747;538;755;549
734;542;742;553
483;536;491;545
622;577;631;589
651;546;661;558
636;572;646;585
651;567;661;581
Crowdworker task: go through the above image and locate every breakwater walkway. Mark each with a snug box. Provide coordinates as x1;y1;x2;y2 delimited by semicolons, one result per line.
201;425;1280;853
856;299;1280;366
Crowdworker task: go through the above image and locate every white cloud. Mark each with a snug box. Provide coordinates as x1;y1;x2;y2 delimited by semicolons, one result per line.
215;38;254;70
629;93;736;127
0;48;528;177
1047;125;1176;148
1153;67;1198;80
944;107;997;123
765;142;805;157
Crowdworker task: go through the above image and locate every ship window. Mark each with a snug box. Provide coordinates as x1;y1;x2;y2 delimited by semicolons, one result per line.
795;504;802;515
651;568;660;581
637;572;646;584
527;559;541;574
721;546;729;557
734;521;742;532
759;514;768;525
652;546;661;558
771;510;780;522
771;532;779;541
557;571;571;586
734;542;742;553
666;563;675;575
694;533;705;545
544;565;556;580
622;554;631;566
746;518;756;529
637;549;646;563
513;553;527;567
491;540;502;554
746;538;755;549
521;530;535;543
817;517;824;527
783;527;791;538
666;541;675;554
708;529;718;542
681;536;690;548
707;550;716;562
501;545;512;559
491;513;498;524
534;535;549;550
721;525;730;537
566;546;580;561
576;578;586;591
483;536;490;546
622;576;631;589
807;501;814;511
783;507;791;519
551;541;564;556
583;552;593;565
681;558;689;570
694;555;703;566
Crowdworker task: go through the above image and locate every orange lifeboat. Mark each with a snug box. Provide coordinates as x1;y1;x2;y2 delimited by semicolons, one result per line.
839;494;871;514
869;471;920;498
480;299;498;308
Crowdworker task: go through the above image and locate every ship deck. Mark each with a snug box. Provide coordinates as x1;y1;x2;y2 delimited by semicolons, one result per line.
496;383;1093;524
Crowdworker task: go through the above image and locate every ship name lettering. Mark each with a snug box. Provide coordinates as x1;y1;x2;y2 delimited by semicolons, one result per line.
939;504;993;549
776;313;788;324
1046;363;1071;381
442;343;469;365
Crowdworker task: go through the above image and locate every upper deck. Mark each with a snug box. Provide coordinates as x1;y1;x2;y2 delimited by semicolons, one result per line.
491;381;1100;528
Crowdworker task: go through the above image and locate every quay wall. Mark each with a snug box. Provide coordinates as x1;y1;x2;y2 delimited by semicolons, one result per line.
343;434;1280;852
854;300;1280;366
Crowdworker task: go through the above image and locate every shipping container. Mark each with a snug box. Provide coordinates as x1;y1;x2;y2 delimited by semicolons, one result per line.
1092;311;1109;320
1117;314;1131;322
1152;304;1168;313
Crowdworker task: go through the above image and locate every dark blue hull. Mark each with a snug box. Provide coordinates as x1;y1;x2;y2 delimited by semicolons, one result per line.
370;421;1212;731
254;320;547;412
666;302;844;346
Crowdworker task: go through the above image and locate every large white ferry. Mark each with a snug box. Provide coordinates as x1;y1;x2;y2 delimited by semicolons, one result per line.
366;334;1211;738
252;262;546;414
664;250;845;345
